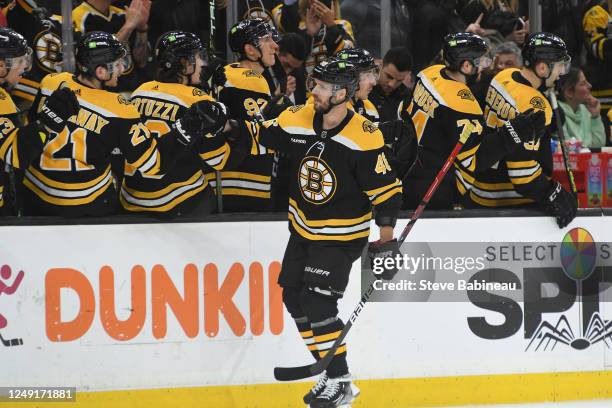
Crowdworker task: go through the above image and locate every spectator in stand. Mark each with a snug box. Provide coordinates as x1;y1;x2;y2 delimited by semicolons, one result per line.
271;0;354;73
0;0;12;27
458;0;529;46
72;0;151;91
278;32;308;104
556;67;605;148
369;46;414;122
471;41;522;105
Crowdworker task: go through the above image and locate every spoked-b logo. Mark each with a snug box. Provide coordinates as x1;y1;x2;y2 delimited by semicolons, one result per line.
468;227;612;351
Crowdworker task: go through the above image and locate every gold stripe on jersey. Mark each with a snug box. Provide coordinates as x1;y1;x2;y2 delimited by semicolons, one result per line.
40;72;140;119
200;144;230;170
288;198;371;241
223;63;271;95
365;179;403;206
120;171;207;212
23;165;114;206
127;137;161;176
0;185;3;207
416;65;483;116
205;171;272;199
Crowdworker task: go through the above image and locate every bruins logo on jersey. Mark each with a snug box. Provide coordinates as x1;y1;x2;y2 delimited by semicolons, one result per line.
530;96;545;110
193;88;205;97
298;156;337;204
243;70;260;78
288;104;305;113
457;89;475;101
362;120;378;133
118;94;131;105
0;92;5;100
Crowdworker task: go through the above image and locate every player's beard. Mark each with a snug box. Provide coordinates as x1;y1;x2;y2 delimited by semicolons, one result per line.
313;97;331;113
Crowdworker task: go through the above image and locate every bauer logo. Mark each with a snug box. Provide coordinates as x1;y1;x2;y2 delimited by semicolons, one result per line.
0;265;25;348
468;227;612;351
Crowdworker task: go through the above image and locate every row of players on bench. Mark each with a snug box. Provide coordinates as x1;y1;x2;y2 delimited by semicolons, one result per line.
0;18;576;227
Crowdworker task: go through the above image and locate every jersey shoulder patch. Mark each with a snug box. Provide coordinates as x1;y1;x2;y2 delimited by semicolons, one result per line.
277;103;315;134
224;63;271;96
418;65;482;116
333;115;384;151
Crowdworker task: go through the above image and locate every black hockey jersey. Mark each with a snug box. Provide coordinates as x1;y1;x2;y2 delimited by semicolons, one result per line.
24;72;173;216
0;86;46;211
123;81;230;215
243;104;402;243
467;68;554;207
582;1;611;111
213;63;275;212
7;0;67;106
348;98;379;122
399;65;485;208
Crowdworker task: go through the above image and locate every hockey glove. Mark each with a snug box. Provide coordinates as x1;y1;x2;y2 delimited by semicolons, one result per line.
378;119;418;176
174;100;228;146
542;181;577;229
501;108;546;153
211;64;227;90
38;88;79;133
261;94;293;120
368;239;401;281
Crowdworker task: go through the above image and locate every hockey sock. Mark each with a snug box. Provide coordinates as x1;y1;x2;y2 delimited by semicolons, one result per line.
312;317;348;378
294;317;320;361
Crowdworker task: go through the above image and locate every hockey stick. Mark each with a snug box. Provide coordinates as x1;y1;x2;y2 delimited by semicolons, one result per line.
0;333;23;347
548;89;578;197
273;124;473;381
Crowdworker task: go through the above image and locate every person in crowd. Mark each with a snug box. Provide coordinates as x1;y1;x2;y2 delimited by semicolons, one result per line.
557;67;605;148
278;32;308;105
272;0;354;73
23;31;212;216
122;30;231;217
458;0;529;46
369;46;413;123
399;32;545;210
581;0;611;142
0;27;64;215
212;18;291;212
471;41;523;105
468;32;577;229
72;0;151;91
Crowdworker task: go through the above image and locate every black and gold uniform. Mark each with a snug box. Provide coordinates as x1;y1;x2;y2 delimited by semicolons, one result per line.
123;81;230;215
6;0;66;106
400;64;485;209
23;72;171;216
467;68;553;207
72;1;143;91
0;86;47;213
582;1;611;113
348;98;379;122
245;103;401;243
213;62;275;211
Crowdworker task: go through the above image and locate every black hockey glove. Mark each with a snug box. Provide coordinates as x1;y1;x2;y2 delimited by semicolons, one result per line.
368;239;401;281
174;100;228;146
38;88;79;133
378;119;417;175
261;94;293;120
211;64;227;90
501;108;546;153
541;181;577;229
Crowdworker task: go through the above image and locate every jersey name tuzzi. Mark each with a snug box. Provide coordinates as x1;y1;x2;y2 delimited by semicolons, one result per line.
131;97;181;122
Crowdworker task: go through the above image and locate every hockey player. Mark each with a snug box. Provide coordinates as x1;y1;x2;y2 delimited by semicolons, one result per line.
224;58;402;407
212;18;288;212
24;31;215;217
0;27;73;214
399;32;546;210
335;47;380;122
467;33;577;228
122;30;229;216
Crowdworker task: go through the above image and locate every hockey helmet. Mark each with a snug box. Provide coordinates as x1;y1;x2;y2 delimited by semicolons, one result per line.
156;30;206;71
0;27;32;72
308;58;359;98
228;18;279;55
442;32;490;71
76;31;128;76
522;32;570;73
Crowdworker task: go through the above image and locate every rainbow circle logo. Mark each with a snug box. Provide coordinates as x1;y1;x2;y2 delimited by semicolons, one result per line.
560;227;597;281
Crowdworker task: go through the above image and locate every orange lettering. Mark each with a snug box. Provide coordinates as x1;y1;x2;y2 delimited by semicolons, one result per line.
204;263;246;337
99;265;146;341
151;264;199;339
249;263;264;335
45;268;95;342
268;262;284;335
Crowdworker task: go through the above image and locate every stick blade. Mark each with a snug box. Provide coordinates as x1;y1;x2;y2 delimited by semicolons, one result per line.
274;361;324;381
